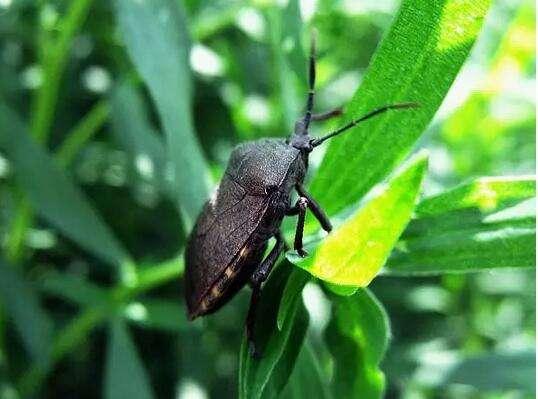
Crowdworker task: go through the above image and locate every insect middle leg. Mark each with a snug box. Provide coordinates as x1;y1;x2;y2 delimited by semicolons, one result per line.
246;231;286;357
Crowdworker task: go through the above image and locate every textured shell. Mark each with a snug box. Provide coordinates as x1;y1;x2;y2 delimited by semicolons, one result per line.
185;138;303;316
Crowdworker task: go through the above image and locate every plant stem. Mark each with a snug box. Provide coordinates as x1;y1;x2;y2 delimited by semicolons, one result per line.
6;0;95;264
31;0;94;143
17;257;184;396
55;100;110;167
18;306;109;397
5;196;32;264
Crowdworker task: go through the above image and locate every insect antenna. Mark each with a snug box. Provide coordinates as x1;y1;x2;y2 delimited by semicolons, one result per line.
301;30;317;134
310;102;419;147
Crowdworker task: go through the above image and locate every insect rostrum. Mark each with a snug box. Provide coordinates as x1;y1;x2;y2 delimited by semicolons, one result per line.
185;33;417;357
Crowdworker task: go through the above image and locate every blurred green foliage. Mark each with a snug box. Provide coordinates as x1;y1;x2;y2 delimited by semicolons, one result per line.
0;0;535;398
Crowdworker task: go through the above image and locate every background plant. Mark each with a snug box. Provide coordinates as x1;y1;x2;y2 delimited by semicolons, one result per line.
0;0;535;398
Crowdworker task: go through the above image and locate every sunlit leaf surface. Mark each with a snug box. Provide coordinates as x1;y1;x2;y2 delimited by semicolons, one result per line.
386;177;536;274
309;0;491;220
289;153;427;289
416;176;535;215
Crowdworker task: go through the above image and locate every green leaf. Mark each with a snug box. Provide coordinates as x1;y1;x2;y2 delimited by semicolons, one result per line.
105;320;154;399
136;256;185;291
39;271;108;307
115;0;210;228
324;289;390;399
0;259;52;365
280;341;332;399
288;153;427;290
239;263;309;399
110;81;172;199
276;268;310;330
31;0;93;143
386;177;536;275
18;257;183;397
309;0;491;219
416;176;536;216
267;0;304;131
0;103;132;273
281;0;305;82
442;351;535;393
440;5;535;178
123;298;188;332
55;100;110;167
18;305;110;397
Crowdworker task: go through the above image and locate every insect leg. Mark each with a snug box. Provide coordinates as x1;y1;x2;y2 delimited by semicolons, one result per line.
247;231;286;357
285;200;301;215
252;231;286;285
296;184;332;232
293;197;308;257
311;107;343;122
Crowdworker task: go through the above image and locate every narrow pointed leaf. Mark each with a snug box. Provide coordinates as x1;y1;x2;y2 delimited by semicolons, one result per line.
239;263;309;399
386;177;536;274
0;258;52;365
0;102;130;269
276;268;310;330
110;81;172;199
289;153;427;291
309;0;491;219
325;289;390;399
280;341;332;399
416;176;535;216
39;271;108;307
442;350;535;393
123;298;188;332
115;0;210;228
105;320;154;399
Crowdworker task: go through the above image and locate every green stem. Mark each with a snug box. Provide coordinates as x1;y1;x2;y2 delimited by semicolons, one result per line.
17;257;184;396
55;100;110;167
18;306;109;397
31;0;94;143
5;100;110;264
6;0;95;264
5;196;32;264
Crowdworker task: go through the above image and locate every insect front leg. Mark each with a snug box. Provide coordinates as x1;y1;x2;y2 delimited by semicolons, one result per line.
246;231;286;357
296;183;332;232
287;184;332;257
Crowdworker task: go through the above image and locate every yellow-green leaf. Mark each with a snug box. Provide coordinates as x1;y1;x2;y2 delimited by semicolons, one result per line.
288;153;428;289
416;176;535;216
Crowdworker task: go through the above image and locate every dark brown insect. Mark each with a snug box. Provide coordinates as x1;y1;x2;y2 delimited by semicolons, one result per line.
185;33;417;356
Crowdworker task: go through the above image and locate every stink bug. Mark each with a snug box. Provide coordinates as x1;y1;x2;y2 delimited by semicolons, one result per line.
185;33;417;356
